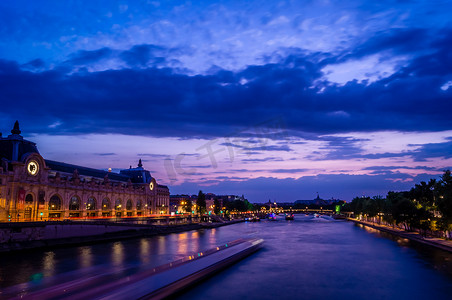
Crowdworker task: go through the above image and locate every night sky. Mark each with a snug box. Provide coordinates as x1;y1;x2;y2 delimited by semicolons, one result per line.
1;0;451;202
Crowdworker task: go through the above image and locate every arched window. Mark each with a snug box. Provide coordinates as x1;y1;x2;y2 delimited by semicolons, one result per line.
102;198;111;210
126;199;133;210
136;199;142;210
49;195;62;210
115;199;122;210
69;196;80;210
25;194;33;204
86;197;96;210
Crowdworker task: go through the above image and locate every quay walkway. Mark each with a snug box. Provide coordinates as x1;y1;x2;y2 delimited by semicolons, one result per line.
348;218;452;253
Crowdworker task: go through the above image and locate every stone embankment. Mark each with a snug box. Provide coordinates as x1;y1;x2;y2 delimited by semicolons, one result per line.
348;218;452;253
0;219;244;252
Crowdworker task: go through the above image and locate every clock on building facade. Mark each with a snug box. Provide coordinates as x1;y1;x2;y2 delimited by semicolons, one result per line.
27;161;39;176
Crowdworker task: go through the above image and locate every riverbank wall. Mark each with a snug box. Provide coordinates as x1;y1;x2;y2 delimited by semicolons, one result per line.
0;219;244;253
347;218;452;253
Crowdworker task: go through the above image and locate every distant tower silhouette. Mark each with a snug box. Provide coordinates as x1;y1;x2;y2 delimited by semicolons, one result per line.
11;120;21;135
138;159;143;168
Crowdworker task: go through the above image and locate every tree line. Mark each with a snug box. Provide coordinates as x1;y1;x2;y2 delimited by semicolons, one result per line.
342;170;452;238
188;191;255;215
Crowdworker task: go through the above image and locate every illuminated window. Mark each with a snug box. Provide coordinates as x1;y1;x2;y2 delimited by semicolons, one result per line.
69;196;80;210
102;198;111;210
49;195;62;210
86;197;96;210
115;199;122;210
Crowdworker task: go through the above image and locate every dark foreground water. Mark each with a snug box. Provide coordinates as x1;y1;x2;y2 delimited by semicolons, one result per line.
1;215;452;299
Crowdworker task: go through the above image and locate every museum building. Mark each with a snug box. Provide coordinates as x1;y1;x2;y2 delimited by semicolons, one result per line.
0;121;170;222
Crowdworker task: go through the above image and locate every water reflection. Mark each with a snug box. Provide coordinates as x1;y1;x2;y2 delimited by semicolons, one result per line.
157;236;166;254
139;239;150;264
111;242;124;267
1;217;452;300
177;233;188;254
361;224;380;234
208;229;217;246
396;238;411;247
190;231;200;252
78;247;93;269
42;252;56;278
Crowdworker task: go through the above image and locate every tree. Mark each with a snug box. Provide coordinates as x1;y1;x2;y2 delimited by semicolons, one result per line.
384;191;406;226
392;198;417;230
437;170;452;237
183;198;192;214
196;190;206;215
364;197;378;220
344;171;452;237
213;199;221;214
342;197;366;216
244;199;255;211
409;179;437;208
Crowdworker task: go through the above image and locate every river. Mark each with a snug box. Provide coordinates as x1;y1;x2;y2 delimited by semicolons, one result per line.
1;214;452;299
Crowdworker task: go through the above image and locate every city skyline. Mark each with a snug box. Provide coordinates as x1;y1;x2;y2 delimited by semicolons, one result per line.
1;0;451;202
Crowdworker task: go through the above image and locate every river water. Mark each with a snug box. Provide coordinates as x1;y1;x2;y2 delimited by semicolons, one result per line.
1;215;452;299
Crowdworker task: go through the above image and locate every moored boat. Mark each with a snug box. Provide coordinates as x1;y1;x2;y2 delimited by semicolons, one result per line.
267;213;277;220
285;213;294;220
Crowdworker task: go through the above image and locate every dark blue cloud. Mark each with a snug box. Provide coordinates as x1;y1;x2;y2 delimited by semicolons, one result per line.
94;153;116;156
121;44;155;66
21;58;46;70
363;166;439;171
410;138;452;161
346;28;431;60
363;165;442;176
312;136;368;160
241;157;284;162
305;135;452;163
0;28;451;140
220;142;292;152
67;48;113;65
119;44;180;68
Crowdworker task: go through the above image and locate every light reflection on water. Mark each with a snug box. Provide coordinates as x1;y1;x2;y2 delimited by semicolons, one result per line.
42;252;56;278
139;239;150;265
111;241;125;267
190;231;200;254
209;228;217;245
157;236;166;255
0;215;451;299
177;233;188;255
78;247;93;269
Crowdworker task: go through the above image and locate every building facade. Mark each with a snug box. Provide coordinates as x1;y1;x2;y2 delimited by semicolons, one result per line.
0;122;170;222
170;195;195;214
